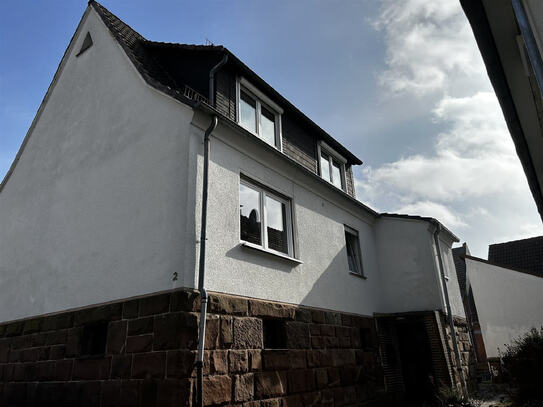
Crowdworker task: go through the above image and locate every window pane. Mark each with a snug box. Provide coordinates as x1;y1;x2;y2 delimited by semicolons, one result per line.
240;183;261;245
345;231;361;274
332;160;342;188
240;91;256;133
260;106;276;146
265;195;288;254
320;152;330;182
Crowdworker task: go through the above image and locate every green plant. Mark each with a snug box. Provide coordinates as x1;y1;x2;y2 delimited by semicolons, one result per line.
502;327;543;402
436;386;477;406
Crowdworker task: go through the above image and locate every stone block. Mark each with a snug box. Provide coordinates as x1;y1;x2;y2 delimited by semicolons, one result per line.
120;381;140;407
249;300;295;319
208;293;248;315
126;334;153;353
5;322;24;337
0;339;8;363
157;378;192;407
331;349;356;367
220;316;233;348
50;344;65;360
323;336;339;348
261;399;281;407
139;293;171;317
74;303;122;326
37;346;50;361
36;361;55;381
44;330;66;346
73;358;111;380
324;312;341;325
122;300;139;319
315;368;328;388
203;375;232;405
311;336;324;349
166;350;195;378
233;317;263;349
65;328;81;357
127;317;154;336
327;368;341;387
307;350;332;368
309;324;321;336
254;371;287;398
229;349;249;373
171;289;201;312
12;335;32;350
286;322;310;349
287;369;315;393
154;312;198;350
42;313;74;332
54;360;73;381
294;308;312;323
111;354;132;379
281;394;303;407
205;315;220;349
234;373;254;402
23;319;42;335
210;350;228;375
249;349;262;371
302;391;322;407
101;380;122;407
107;320;127;354
320;325;335;337
132;352;166;379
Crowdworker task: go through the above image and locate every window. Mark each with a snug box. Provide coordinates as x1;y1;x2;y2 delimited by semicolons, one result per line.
263;319;287;349
81;321;108;357
345;226;364;276
237;78;282;148
318;143;346;190
239;178;293;256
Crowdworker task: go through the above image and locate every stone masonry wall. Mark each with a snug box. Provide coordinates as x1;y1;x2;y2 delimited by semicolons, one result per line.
443;317;478;393
0;288;387;406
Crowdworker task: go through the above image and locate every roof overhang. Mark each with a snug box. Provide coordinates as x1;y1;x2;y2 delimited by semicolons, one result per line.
460;0;543;222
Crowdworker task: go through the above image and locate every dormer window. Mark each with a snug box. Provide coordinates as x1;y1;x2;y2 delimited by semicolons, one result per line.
318;142;346;190
237;77;282;149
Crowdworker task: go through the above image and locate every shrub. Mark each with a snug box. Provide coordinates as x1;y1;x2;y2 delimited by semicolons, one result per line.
502;327;543;401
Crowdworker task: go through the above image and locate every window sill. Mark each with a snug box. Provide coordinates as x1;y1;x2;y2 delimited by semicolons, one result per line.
240;242;303;264
349;271;367;279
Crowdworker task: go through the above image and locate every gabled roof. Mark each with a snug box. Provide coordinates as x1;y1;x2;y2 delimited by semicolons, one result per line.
89;1;362;165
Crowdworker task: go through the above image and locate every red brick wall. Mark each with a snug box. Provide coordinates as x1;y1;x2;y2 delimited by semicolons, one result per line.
0;288;387;406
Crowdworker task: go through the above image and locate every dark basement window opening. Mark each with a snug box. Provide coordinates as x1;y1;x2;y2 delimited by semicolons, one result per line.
263;319;287;349
360;327;372;349
81;320;108;357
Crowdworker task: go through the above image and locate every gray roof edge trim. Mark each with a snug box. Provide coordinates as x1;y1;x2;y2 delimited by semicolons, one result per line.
379;213;460;242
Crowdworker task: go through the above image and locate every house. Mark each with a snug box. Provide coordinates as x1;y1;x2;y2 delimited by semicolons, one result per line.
453;238;543;379
0;2;475;405
460;0;543;222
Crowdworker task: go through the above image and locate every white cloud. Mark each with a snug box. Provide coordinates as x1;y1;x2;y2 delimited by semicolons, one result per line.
358;0;543;257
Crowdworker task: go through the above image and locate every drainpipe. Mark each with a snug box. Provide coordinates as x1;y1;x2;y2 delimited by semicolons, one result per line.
196;115;219;407
209;54;229;107
433;222;467;394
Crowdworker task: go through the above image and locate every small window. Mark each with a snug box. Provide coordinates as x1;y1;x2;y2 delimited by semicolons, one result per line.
319;144;346;190
237;79;282;148
240;178;293;256
81;321;108;356
263;319;287;349
76;32;93;57
345;226;364;276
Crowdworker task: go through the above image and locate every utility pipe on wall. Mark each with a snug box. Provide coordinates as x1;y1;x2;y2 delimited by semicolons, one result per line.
195;115;218;407
433;222;467;394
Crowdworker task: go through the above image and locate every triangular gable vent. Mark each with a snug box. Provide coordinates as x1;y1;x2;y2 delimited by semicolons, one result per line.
76;32;93;57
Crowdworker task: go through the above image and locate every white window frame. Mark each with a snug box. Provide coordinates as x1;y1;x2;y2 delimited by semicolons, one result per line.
236;77;283;150
344;225;365;277
317;141;347;191
239;177;294;258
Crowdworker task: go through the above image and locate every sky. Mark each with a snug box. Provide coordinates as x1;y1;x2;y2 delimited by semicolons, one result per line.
1;0;542;257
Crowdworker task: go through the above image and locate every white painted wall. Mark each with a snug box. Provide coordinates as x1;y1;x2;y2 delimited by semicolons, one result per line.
0;8;197;322
466;257;543;358
193;111;382;316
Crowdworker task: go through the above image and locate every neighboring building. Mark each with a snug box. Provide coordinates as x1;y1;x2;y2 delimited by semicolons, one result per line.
488;235;543;276
0;2;474;405
454;240;543;378
461;0;543;222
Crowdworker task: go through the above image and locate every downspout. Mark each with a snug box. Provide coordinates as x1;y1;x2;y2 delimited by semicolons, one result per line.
433;222;467;394
209;54;229;107
195;115;218;407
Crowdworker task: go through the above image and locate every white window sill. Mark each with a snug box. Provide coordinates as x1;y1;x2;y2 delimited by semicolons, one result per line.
349;271;367;279
240;242;303;265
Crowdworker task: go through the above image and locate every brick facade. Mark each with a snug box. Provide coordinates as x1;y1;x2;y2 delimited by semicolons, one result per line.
0;288;388;406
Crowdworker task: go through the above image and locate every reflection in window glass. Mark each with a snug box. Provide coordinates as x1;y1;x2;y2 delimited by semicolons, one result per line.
320;152;330;183
345;228;363;275
265;195;288;254
240;91;256;133
260;106;276;146
240;183;261;245
332;160;342;188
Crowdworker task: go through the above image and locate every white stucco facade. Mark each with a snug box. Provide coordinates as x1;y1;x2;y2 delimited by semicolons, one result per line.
0;5;466;323
466;257;543;358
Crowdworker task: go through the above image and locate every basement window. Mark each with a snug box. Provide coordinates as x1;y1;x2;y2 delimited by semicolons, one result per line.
237;77;283;149
263;319;287;349
81;321;108;357
239;177;294;257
